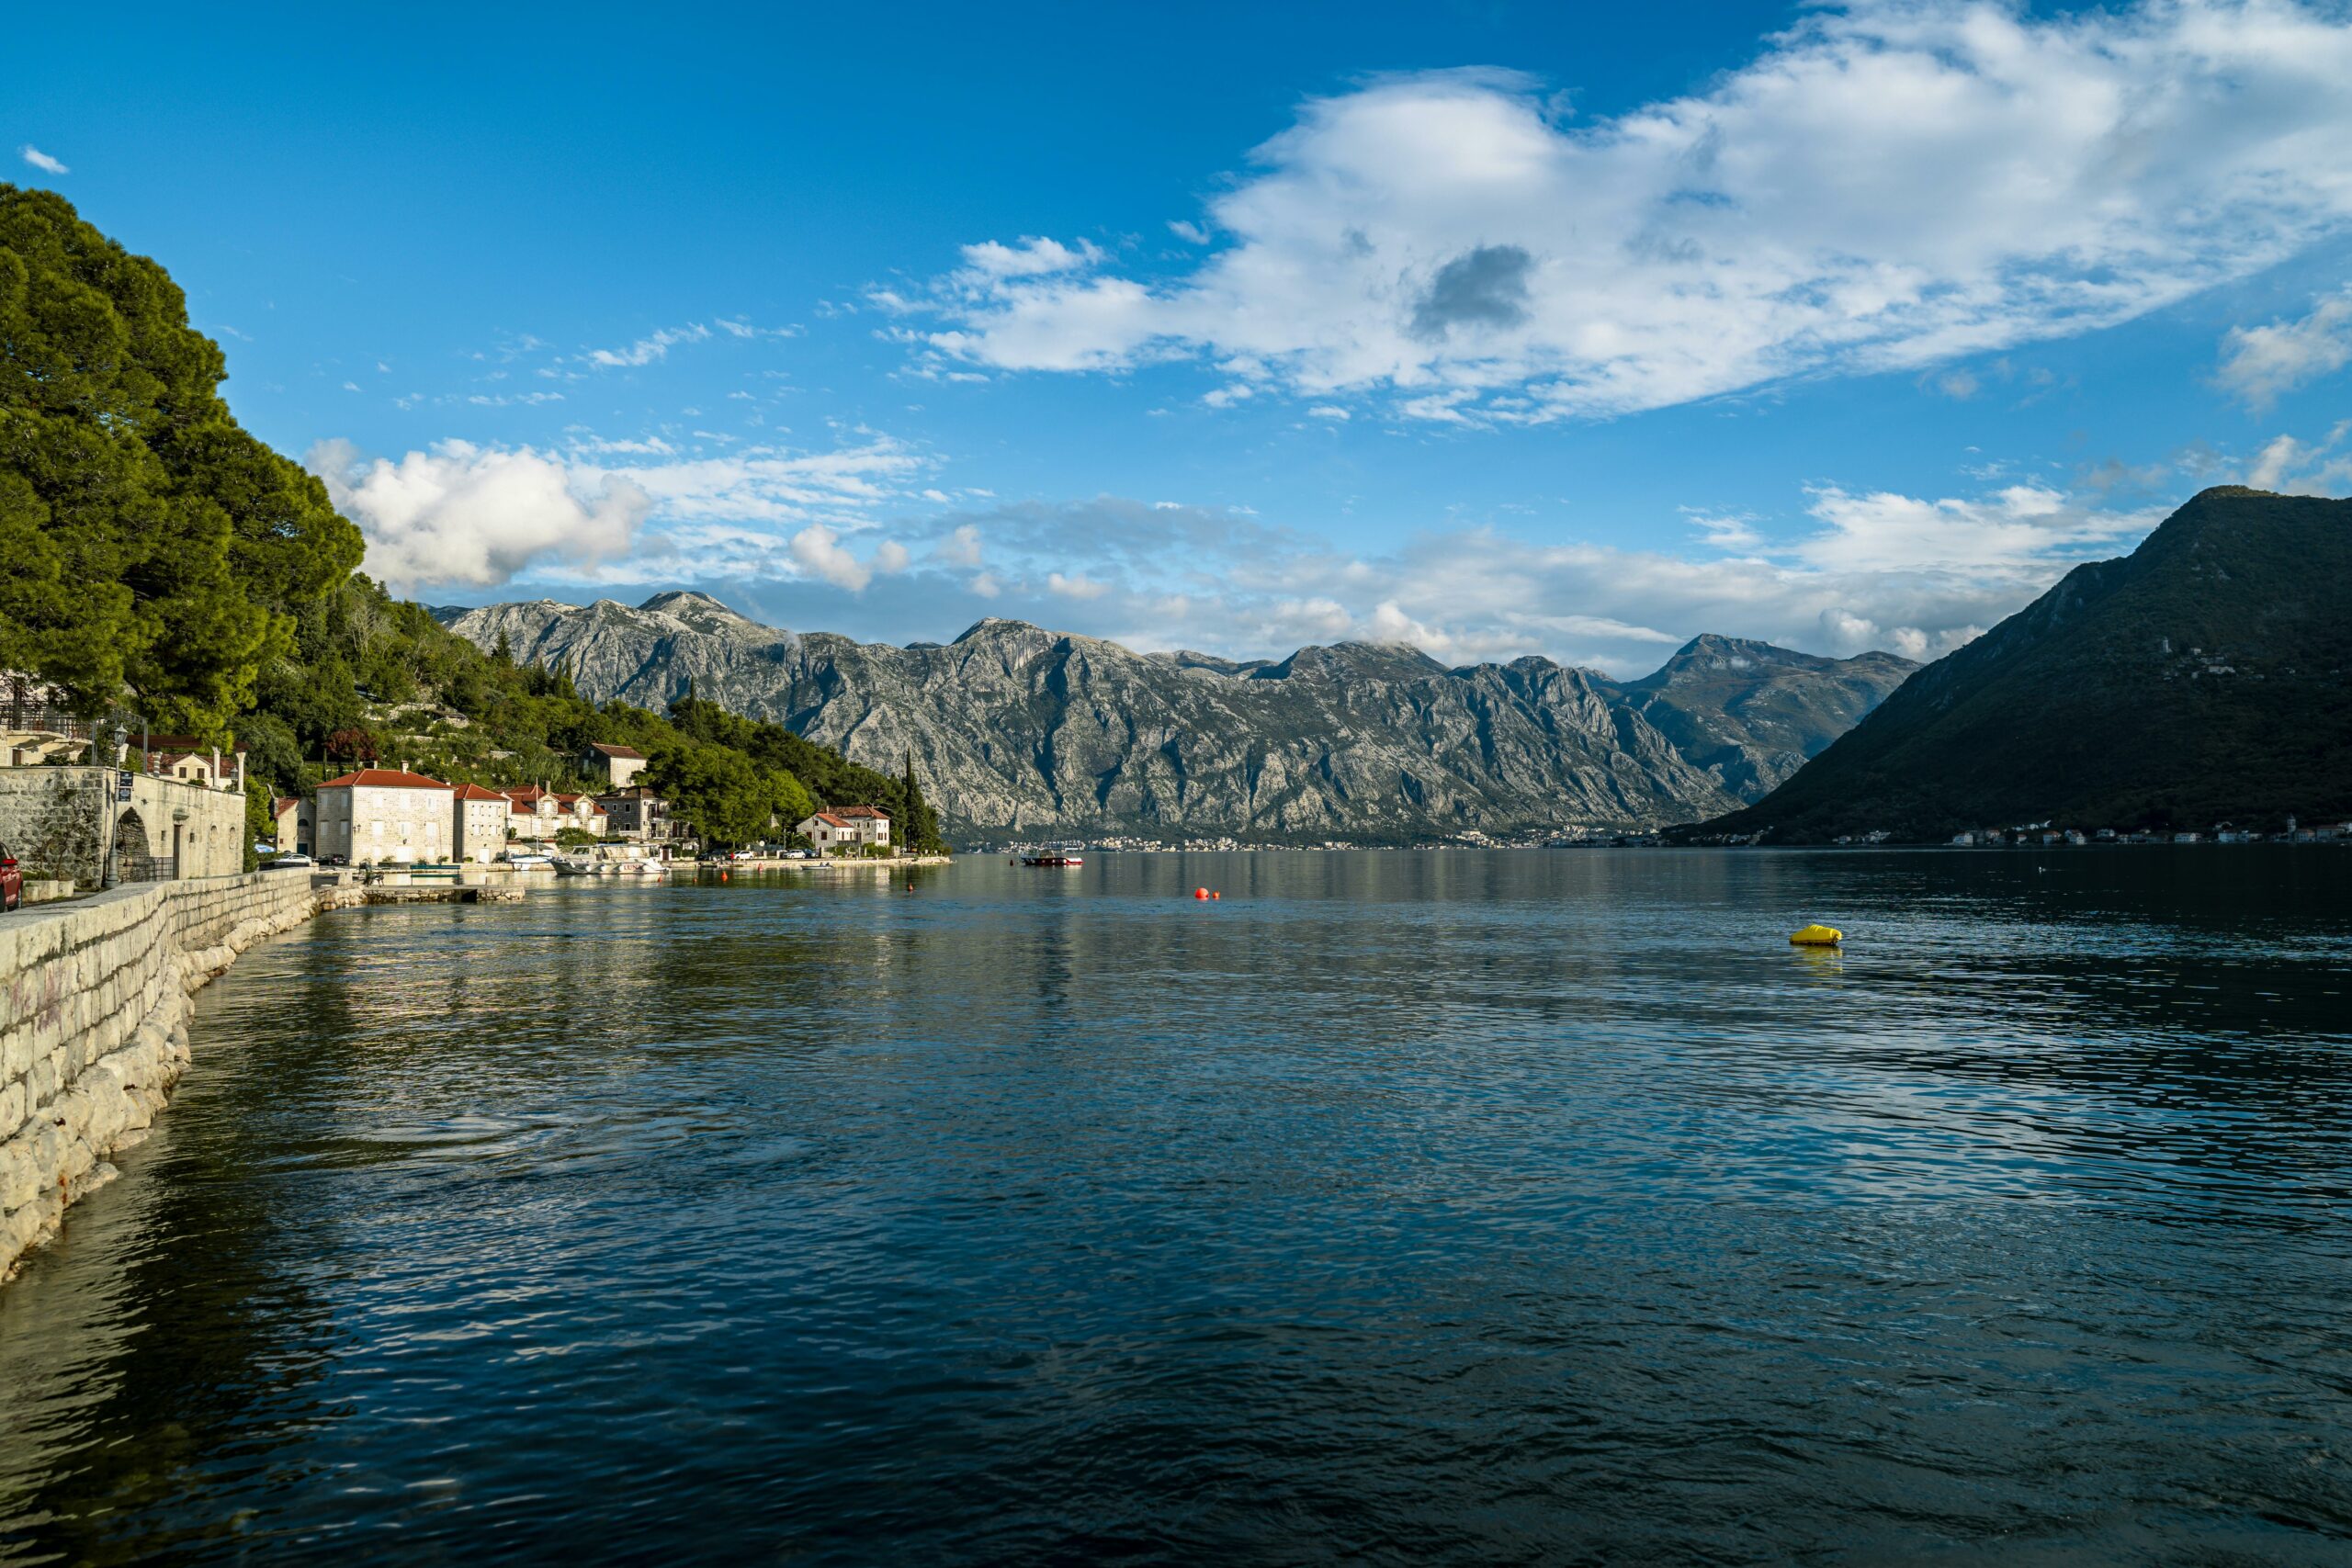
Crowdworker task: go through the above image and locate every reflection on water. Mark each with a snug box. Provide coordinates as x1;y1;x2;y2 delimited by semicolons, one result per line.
3;849;2349;1563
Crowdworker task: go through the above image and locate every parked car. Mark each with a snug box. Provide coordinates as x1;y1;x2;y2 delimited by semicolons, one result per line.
323;854;350;867
0;842;20;911
265;852;316;870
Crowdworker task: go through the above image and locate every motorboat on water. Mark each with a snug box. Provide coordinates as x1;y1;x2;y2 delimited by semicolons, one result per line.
1021;840;1086;867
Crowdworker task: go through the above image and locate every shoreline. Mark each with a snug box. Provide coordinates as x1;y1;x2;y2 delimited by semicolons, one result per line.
0;872;379;1282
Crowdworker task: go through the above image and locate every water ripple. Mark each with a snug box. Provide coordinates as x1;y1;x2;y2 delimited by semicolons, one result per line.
2;849;2348;1564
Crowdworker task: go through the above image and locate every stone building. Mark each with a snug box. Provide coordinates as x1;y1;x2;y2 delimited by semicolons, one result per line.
582;743;648;789
0;767;244;886
551;793;609;838
272;795;315;855
451;784;512;863
595;786;669;843
796;805;891;854
314;768;456;865
503;784;558;844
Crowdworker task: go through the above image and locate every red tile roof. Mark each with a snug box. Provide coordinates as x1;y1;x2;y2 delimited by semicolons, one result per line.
316;768;452;792
588;743;646;760
451;784;508;801
833;805;890;818
504;785;549;804
273;796;300;816
810;812;849;828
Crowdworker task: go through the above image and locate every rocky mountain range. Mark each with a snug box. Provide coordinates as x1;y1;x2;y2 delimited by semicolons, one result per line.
438;592;1914;842
1704;487;2352;841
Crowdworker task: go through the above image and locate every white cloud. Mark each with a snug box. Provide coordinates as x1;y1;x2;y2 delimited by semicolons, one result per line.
933;524;984;568
955;236;1103;282
788;525;873;591
2245;420;2352;493
18;145;67;175
902;479;2168;673
582;436;927;531
2218;288;2352;409
309;439;652;592
586;323;714;367
1685;509;1763;551
1929;368;1980;400
310;428;933;592
1306;404;1351;421
1796;484;2152;574
1168;220;1211;244
571;434;679;457
909;3;2352;421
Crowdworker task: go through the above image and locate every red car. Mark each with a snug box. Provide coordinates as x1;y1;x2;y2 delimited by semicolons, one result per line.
0;842;20;912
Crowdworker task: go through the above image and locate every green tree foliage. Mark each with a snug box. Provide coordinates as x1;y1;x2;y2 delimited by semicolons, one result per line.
899;750;943;852
242;774;275;871
641;739;812;848
0;186;362;731
667;693;908;824
5;189;910;853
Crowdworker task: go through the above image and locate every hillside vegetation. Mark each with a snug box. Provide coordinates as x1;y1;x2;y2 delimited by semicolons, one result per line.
0;186;941;852
1702;488;2352;841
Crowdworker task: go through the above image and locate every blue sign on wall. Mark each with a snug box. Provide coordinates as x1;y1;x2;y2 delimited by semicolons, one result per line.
118;771;133;802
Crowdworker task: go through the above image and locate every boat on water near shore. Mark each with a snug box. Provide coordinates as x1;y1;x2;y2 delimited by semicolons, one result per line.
503;852;556;871
1021;841;1087;867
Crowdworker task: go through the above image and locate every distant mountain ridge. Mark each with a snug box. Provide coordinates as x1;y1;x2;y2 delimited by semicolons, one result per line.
1610;634;1921;799
437;595;1914;842
1702;487;2352;841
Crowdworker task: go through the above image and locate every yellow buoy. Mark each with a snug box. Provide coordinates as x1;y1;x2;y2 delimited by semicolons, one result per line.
1789;923;1843;946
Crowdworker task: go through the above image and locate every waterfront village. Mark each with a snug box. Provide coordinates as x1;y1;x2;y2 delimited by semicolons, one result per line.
0;716;909;899
280;742;895;868
7;696;2346;893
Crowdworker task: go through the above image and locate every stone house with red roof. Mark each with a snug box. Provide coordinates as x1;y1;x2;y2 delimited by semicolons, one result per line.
451;783;512;863
315;768;456;865
795;804;891;854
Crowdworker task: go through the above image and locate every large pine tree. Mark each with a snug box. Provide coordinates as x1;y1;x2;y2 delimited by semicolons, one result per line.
0;185;362;733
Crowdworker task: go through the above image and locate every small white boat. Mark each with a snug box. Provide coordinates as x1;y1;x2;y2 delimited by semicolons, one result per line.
504;852;556;872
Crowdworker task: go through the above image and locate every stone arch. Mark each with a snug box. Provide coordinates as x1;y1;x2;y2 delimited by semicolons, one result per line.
112;807;153;882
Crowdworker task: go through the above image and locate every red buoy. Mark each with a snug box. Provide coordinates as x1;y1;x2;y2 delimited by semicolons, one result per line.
1212;891;1221;900
1193;887;1208;899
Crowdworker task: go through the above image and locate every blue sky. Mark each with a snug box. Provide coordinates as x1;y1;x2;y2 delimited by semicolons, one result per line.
13;0;2352;672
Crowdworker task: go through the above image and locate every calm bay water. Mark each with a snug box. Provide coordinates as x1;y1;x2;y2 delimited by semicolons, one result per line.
3;849;2349;1563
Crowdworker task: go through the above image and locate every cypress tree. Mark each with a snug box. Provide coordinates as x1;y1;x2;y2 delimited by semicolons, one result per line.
901;749;940;853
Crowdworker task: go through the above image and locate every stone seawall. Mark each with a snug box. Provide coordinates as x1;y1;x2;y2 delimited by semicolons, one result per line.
0;873;360;1281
